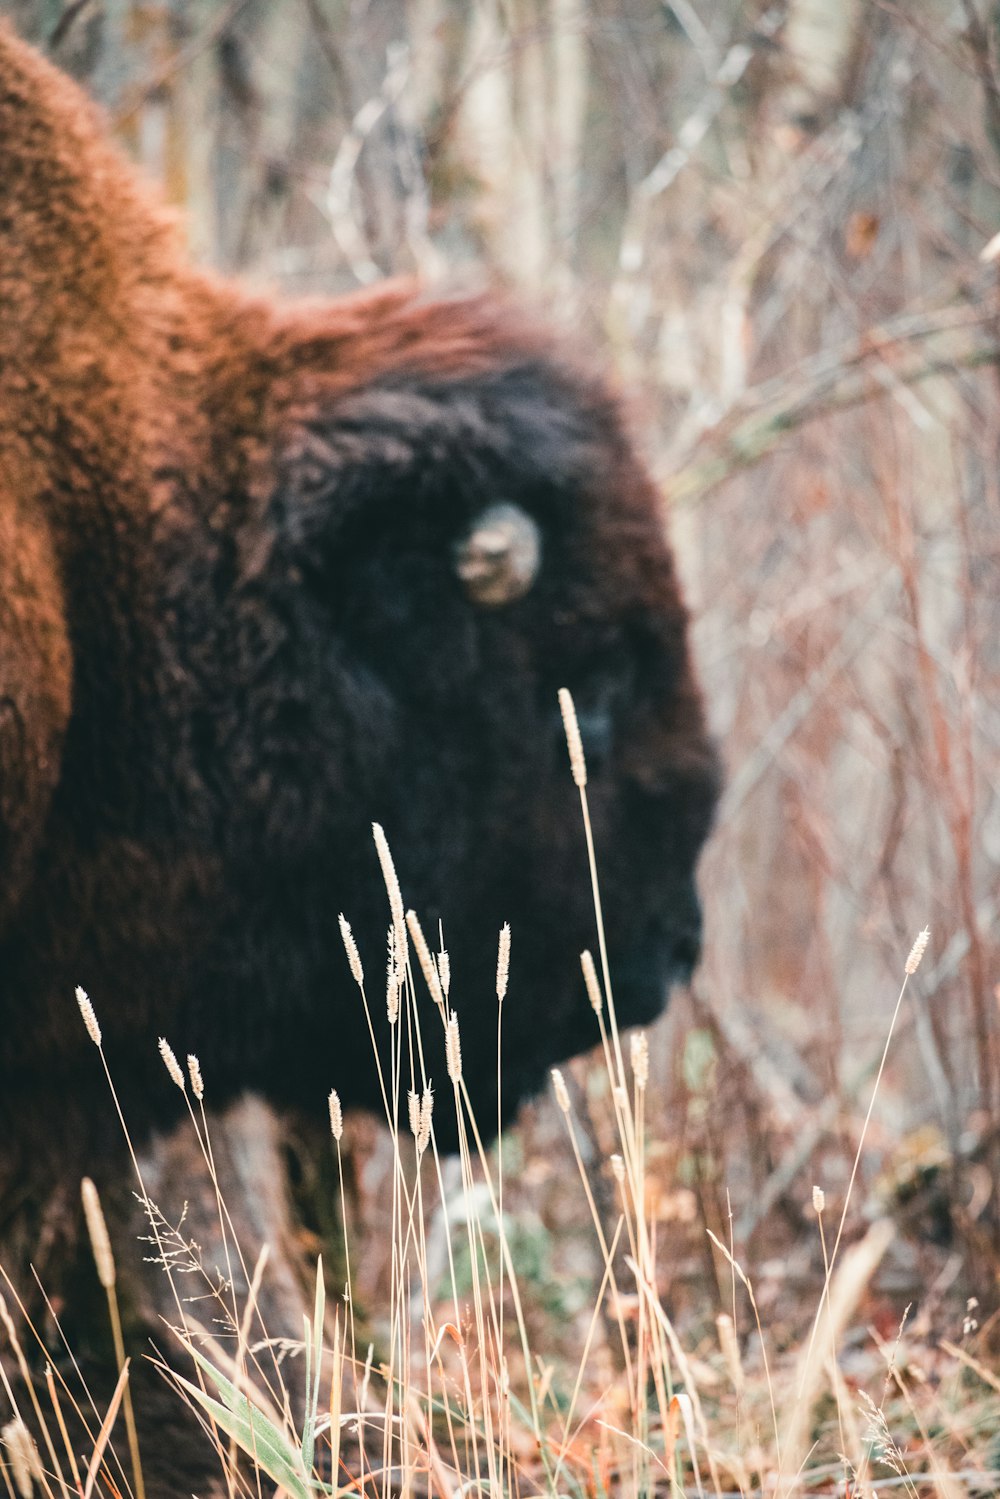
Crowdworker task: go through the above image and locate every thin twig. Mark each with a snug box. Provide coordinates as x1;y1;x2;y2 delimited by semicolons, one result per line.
666;303;1000;505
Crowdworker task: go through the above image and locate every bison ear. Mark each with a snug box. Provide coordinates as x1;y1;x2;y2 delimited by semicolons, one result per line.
0;499;72;931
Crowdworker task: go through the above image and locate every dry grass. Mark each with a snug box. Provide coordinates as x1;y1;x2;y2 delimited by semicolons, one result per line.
2;694;996;1499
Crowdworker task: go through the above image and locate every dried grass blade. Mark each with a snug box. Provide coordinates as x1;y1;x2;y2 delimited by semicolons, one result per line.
82;1359;130;1499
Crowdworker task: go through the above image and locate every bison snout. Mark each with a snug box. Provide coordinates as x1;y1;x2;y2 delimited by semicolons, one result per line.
666;880;704;984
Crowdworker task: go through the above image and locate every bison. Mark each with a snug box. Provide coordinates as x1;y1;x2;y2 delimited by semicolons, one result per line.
0;18;720;1492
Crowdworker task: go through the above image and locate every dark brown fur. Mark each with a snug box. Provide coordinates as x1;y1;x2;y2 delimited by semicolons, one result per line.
0;22;720;1491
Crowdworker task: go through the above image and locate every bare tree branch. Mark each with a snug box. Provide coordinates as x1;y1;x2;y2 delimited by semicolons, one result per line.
665;300;1000;505
960;0;1000;162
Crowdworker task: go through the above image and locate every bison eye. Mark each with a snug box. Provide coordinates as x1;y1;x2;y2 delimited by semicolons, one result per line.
454;503;541;606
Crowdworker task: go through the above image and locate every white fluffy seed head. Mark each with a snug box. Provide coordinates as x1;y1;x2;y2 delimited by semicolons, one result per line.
551;1068;571;1113
610;1153;625;1183
406;909;444;1008
372;823;407;965
631;1031;649;1091
81;1177;116;1289
75;986;102;1047
386;928;401;1025
437;947;451;999
496;923;511;1002
812;1184;825;1214
418;1086;433;1154
393;920;407;975
581;950;603;1014
558;687;587;788
905;927;930;975
446;1012;463;1084
158;1037;185;1090
339;914;364;987
328;1089;344;1141
187;1054;204;1100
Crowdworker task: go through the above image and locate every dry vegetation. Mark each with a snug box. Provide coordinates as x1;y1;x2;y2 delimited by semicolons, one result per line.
0;755;988;1499
2;0;1000;1494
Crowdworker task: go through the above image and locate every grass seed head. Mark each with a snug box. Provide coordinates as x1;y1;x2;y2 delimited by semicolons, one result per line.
905;926;930;975
417;1086;433;1153
339;914;364;987
812;1184;825;1214
631;1031;649;1090
551;1067;571;1113
446;1011;463;1084
372;822;407;964
75;986;102;1046
408;1088;421;1137
406;909;444;1008
386;928;401;1025
610;1153;625;1183
328;1089;344;1142
496;922;511;1002
81;1177;116;1288
187;1053;204;1100
580;950;603;1014
2;1419;40;1499
158;1037;185;1090
558;687;588;788
437;946;451;998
